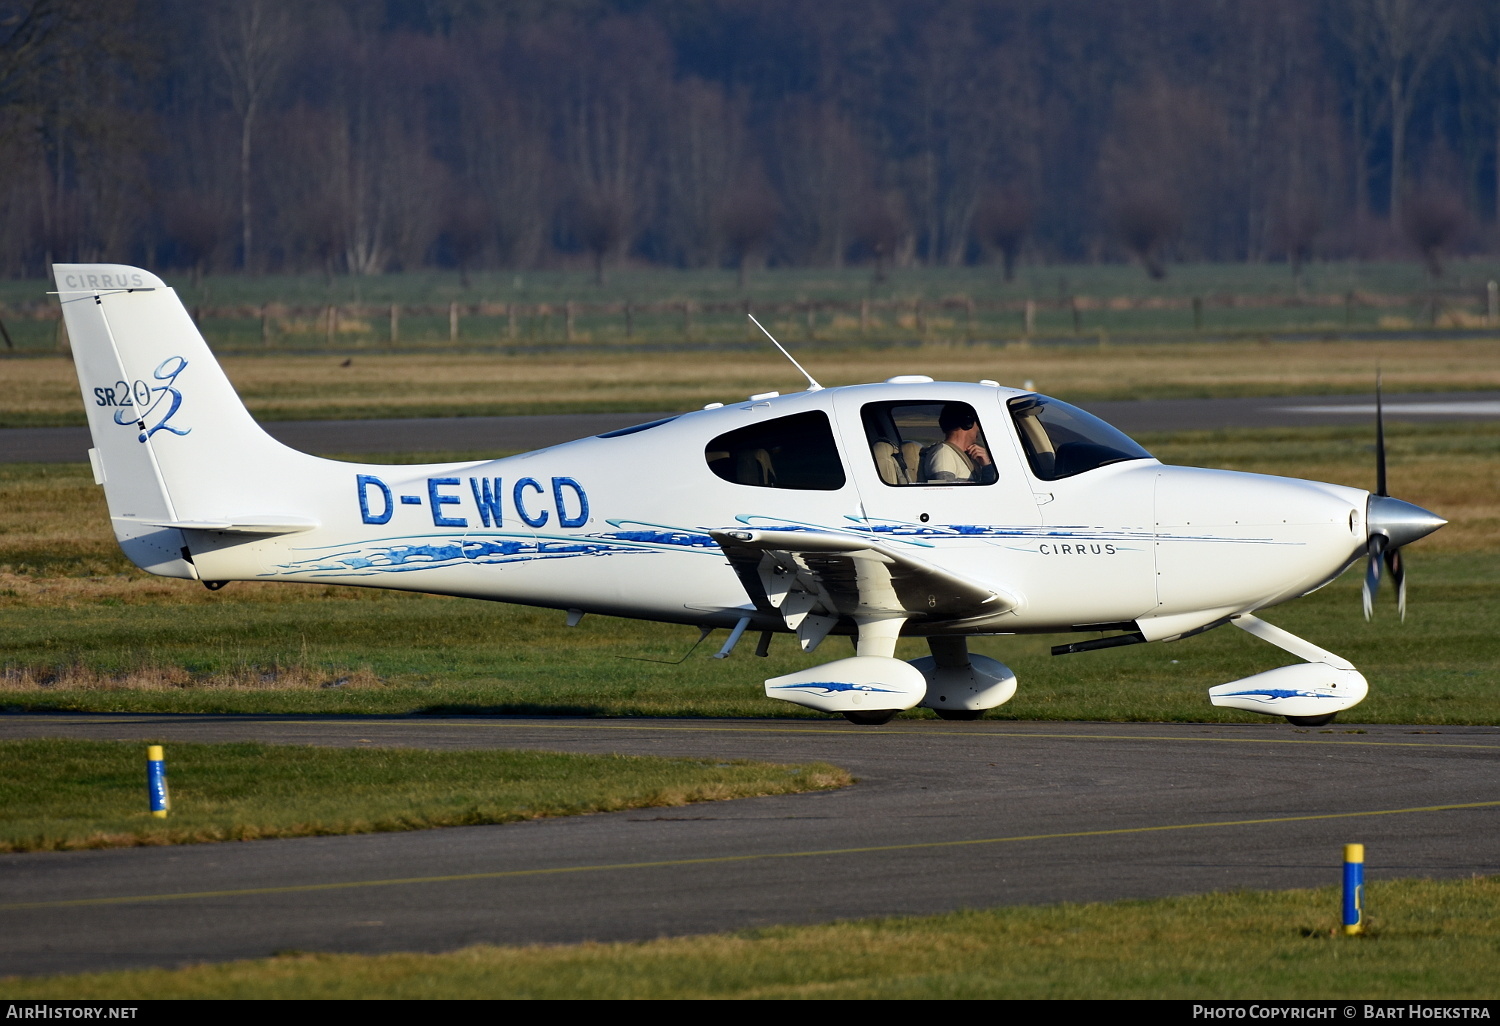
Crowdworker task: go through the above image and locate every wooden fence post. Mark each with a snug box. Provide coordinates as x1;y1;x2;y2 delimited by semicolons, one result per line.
743;299;753;339
565;300;575;341
1345;291;1355;326
389;304;399;344
448;301;459;341
964;296;975;339
1070;296;1080;334
261;304;271;346
55;311;69;353
860;297;870;335
1488;281;1499;327
1023;298;1035;336
805;302;816;338
1192;296;1203;331
624;300;634;338
508;302;518;340
0;308;14;350
325;305;335;345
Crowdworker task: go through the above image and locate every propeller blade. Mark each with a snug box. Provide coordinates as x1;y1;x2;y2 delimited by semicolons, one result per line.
1375;370;1388;497
1386;545;1406;621
1363;534;1386;620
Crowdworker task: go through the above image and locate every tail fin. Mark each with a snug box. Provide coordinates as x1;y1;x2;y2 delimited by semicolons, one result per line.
54;264;319;578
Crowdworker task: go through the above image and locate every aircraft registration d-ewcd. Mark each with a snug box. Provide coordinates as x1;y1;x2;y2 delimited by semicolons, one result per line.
53;264;1446;726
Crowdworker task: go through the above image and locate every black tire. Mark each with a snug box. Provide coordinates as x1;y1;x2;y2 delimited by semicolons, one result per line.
842;709;898;725
1285;713;1337;727
934;709;983;721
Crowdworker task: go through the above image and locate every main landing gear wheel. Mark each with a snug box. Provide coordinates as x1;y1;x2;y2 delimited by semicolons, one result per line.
934;709;984;721
842;710;899;726
1285;713;1337;727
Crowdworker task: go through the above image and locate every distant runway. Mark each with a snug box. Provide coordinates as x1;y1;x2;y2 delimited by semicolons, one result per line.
0;715;1496;976
4;391;1499;464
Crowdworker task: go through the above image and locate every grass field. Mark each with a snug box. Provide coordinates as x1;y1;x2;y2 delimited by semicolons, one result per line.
4;876;1495;999
3;260;1500;355
5;336;1500;428
2;422;1495;722
0;739;847;853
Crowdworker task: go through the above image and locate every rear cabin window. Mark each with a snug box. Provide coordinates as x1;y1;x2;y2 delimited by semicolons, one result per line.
705;411;847;490
859;401;998;486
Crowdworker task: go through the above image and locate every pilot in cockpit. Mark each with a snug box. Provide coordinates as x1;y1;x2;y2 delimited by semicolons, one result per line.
920;403;998;484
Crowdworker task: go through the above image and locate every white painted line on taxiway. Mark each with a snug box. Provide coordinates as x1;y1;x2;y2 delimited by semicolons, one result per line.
1275;402;1500;416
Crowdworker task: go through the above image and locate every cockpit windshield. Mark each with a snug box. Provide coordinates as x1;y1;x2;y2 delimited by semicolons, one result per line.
1008;396;1152;481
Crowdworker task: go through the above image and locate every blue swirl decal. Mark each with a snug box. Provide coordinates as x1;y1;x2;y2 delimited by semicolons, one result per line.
1217;689;1336;701
769;682;904;694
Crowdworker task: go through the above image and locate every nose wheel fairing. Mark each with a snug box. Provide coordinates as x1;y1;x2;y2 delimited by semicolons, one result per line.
1208;613;1369;721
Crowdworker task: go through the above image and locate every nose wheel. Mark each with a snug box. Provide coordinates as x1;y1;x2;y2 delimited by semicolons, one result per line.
1285;713;1337;727
843;710;899;725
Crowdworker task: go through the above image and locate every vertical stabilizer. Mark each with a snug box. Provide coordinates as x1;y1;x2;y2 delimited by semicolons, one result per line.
53;264;313;578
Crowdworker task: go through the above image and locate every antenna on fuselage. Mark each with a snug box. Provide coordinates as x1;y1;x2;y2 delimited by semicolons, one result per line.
747;312;823;392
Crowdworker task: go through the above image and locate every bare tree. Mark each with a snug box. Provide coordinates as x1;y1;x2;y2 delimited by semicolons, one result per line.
973;191;1032;282
1401;190;1466;277
658;78;749;268
1333;0;1456;223
766;101;872;267
441;192;493;289
163;191;234;286
1112;193;1180;280
1272;198;1323;286
572;190;628;286
717;182;780;290
851;193;908;285
210;0;291;273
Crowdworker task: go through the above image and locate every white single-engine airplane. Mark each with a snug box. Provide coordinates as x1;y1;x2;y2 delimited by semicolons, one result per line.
54;264;1446;725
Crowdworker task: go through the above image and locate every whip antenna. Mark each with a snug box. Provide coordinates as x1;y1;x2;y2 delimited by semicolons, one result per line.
747;312;823;392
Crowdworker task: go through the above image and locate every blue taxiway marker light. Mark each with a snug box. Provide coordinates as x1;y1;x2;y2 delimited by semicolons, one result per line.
147;744;170;819
1342;843;1365;935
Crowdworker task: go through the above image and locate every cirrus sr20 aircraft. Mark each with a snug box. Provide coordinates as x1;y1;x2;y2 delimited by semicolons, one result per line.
54;264;1445;726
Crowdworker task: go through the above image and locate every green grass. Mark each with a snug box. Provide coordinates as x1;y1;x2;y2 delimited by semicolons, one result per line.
0;739;849;853
3;876;1496;998
5;260;1499;354
0;550;1494;723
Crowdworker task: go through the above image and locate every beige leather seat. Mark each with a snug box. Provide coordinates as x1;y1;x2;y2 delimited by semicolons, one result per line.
734;447;776;486
902;440;923;483
871;440;906;485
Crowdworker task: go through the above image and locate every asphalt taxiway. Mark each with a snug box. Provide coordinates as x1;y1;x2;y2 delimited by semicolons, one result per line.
4;391;1499;463
1;715;1496;976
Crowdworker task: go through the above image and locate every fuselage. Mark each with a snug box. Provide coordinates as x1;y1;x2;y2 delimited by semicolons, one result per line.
183;380;1369;640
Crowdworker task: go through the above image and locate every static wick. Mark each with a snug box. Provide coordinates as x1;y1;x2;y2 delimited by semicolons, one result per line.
747;313;823;392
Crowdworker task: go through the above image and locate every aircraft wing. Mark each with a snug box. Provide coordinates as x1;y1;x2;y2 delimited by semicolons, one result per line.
709;528;1017;650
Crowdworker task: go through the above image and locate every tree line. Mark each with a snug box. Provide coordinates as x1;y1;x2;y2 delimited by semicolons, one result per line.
2;0;1498;282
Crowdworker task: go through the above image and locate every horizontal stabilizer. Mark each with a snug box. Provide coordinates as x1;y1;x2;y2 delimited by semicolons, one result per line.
116;516;319;536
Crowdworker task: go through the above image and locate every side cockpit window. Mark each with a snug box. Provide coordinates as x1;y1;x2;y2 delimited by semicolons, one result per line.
1008;395;1152;480
705;410;846;490
859;401;997;486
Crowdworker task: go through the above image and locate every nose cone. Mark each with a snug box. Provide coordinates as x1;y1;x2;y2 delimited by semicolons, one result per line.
1367;494;1446;548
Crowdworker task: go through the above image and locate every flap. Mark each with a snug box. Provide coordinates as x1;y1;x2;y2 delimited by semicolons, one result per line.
710;528;1015;626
